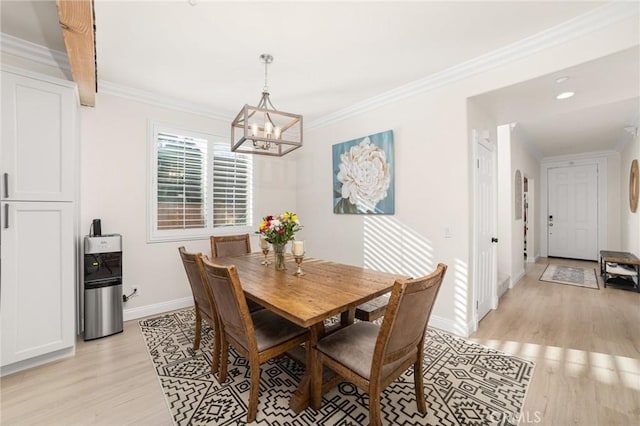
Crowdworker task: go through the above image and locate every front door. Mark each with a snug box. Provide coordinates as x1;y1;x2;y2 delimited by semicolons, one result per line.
547;164;598;260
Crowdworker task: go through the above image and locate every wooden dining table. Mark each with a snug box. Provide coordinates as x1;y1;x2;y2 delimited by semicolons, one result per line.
213;252;410;413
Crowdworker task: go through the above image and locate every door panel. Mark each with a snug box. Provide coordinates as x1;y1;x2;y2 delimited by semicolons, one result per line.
1;202;75;366
476;136;496;321
1;72;75;201
548;164;598;260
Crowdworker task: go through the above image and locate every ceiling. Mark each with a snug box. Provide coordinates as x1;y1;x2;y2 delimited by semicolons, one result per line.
472;46;640;157
1;1;639;157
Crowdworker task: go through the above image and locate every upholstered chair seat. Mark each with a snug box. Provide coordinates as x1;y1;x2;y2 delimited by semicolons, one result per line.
316;321;418;380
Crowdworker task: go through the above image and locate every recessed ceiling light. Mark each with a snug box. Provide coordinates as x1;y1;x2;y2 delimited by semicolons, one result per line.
555;76;570;84
556;91;575;100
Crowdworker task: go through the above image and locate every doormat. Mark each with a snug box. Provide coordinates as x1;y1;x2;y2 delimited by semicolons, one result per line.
539;264;599;289
139;308;535;426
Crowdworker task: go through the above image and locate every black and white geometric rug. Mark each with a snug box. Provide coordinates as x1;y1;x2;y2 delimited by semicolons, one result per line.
539;264;599;289
139;309;534;425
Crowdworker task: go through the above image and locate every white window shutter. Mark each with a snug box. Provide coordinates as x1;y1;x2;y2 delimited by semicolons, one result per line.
149;124;253;242
212;141;252;228
156;132;207;230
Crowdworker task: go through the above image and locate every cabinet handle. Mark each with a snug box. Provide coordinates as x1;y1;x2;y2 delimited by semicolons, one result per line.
3;173;7;199
4;204;8;229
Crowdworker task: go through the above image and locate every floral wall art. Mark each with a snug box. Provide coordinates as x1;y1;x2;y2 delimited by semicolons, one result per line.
332;130;395;214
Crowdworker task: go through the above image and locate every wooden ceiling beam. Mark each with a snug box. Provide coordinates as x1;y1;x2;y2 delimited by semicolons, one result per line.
56;0;96;107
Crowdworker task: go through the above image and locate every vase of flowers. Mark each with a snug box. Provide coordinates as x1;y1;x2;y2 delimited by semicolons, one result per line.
257;212;302;271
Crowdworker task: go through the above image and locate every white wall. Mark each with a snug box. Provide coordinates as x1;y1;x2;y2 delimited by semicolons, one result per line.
300;16;638;336
497;125;512;288
621;129;640;255
607;153;622;249
80;93;297;319
510;125;540;284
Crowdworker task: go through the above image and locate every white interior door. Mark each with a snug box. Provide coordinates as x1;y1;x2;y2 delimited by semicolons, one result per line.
547;164;598;260
475;132;497;322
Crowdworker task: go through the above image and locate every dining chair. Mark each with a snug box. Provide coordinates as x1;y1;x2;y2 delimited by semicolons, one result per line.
198;255;310;423
311;263;447;426
178;247;221;374
210;233;252;258
210;233;264;313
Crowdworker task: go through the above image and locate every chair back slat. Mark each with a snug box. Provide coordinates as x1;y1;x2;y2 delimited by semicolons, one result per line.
178;247;214;319
211;234;251;258
374;263;447;368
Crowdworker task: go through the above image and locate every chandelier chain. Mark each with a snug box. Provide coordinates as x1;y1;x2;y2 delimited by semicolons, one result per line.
263;59;269;93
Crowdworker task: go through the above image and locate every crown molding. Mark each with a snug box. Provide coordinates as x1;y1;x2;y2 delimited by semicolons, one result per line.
0;33;70;71
2;2;637;126
307;2;639;130
98;80;232;121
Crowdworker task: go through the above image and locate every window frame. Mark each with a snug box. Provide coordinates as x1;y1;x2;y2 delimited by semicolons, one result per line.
147;122;254;243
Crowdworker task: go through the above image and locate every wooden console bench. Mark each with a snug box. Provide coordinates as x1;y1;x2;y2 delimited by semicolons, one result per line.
599;250;640;292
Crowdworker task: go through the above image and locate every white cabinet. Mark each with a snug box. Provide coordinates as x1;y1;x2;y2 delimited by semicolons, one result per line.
0;69;78;373
0;202;75;365
1;71;76;202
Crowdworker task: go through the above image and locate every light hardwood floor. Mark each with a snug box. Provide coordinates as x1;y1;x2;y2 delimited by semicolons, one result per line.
471;257;640;426
1;257;638;425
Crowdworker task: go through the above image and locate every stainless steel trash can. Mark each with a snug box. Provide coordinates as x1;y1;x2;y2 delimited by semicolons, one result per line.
84;283;123;340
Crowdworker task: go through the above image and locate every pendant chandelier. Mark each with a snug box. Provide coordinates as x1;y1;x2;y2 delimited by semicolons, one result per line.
231;54;303;157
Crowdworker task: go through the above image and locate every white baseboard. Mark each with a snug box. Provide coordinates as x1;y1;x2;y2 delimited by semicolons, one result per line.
498;275;510;297
429;314;473;338
123;297;193;322
1;346;75;377
510;270;526;288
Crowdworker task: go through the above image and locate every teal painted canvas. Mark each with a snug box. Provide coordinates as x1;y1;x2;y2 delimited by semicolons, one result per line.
332;130;395;214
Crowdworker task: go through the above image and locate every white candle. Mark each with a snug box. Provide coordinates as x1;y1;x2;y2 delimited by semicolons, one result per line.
264;122;273;137
292;240;304;256
260;238;268;249
250;123;258;137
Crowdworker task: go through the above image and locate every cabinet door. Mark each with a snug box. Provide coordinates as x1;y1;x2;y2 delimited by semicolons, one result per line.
1;202;75;366
1;71;76;201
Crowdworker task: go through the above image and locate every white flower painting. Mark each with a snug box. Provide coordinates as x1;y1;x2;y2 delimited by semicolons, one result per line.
333;130;394;214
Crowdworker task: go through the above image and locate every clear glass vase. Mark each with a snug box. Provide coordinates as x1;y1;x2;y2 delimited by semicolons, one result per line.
273;243;287;271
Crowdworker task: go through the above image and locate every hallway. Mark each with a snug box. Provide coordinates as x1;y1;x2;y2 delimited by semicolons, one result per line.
472;257;640;425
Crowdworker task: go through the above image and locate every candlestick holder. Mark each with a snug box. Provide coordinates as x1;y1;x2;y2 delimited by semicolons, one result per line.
293;254;305;276
261;246;272;265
